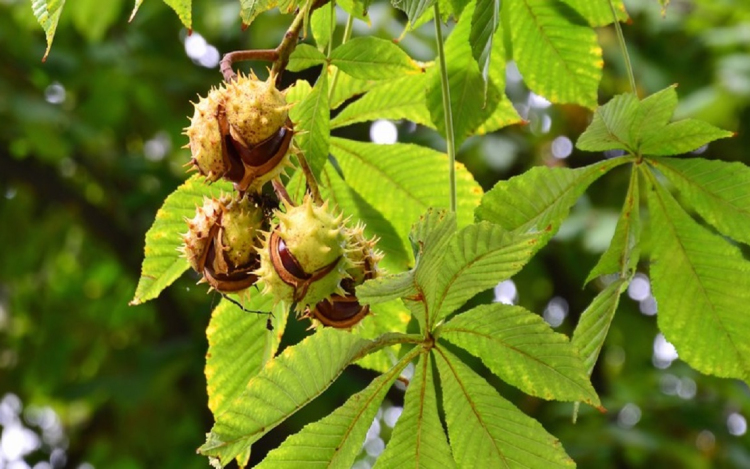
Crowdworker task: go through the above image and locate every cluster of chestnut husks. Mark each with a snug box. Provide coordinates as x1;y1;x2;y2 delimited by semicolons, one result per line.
181;72;381;328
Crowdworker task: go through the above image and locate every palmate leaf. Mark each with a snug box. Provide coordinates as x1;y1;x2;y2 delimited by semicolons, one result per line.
434;347;576;468
330;74;433;129
289;70;329;179
427;0;499;147
239;0;298;27
646;170;750;383
330;37;422;80
476;20;523;135
330;137;482;244
162;0;192;28
31;0;66;61
310;4;333;51
320;164;411;272
476;159;628;251
561;0;628;27
630;85;677;145
509;0;602;109
129;0;144;21
431;222;540;323
256;348;418;468
286;43;326;72
437;304;600;405
572;278;628;376
469;0;500;86
352;300;410;373
585;167;640;284
392;0;437;27
199;329;372;464
412;210;458;328
640;119;733;156
130;175;232;305
653;157;750;245
576;92;640;153
328;69;379;110
374;352;455;469
205;295;285;416
357;271;416;305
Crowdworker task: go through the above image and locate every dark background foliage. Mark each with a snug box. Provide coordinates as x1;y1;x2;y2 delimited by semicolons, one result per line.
1;0;748;467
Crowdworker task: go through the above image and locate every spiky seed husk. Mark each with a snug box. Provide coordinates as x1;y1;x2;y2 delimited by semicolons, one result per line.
183;194;267;294
224;72;289;148
183;197;224;272
185;88;227;182
257;195;350;311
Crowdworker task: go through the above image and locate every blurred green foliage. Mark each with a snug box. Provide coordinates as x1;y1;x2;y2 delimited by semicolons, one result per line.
1;0;748;467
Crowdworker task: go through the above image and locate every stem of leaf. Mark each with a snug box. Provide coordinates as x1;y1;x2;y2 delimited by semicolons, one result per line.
328;14;354;101
433;4;457;213
609;0;637;95
353;332;426;361
327;1;335;57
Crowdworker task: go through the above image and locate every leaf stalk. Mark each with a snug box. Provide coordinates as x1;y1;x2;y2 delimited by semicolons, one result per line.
433;4;457;213
609;0;637;95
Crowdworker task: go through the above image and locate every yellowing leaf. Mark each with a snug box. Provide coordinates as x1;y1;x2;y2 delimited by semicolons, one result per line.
31;0;67;61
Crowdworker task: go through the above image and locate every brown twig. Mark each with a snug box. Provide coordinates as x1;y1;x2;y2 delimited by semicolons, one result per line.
222;0;331;85
221;49;279;82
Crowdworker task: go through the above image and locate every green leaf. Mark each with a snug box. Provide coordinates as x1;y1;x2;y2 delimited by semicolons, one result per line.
434;347;576;468
392;0;436;27
640;119;733;156
31;0;67;61
285;79;312;105
330;137;483;244
199;329;372;464
330;74;432;129
427;0;499;147
357;271;416;305
475;21;523;134
653;157;750;245
469;0;500;85
328;70;379;110
576;92;640;153
330;37;422;80
571;278;628;376
287;43;327;72
561;0;628;27
374;352;455;469
256;349;417;468
129;0;144;21
239;0;296;27
646;171;750;383
310;4;333;51
337;0;370;20
476;159;627;251
289;71;329;178
433;222;540;322
205;295;285;416
412;209;458;329
320;164;411;272
130;175;232;305
630;85;677;146
585;167;641;284
352;300;410;373
438;304;600;405
162;0;192;29
509;0;602;108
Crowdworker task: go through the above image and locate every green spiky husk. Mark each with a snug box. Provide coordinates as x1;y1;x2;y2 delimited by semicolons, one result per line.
224;73;289;148
256;195;352;311
185;88;226;182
